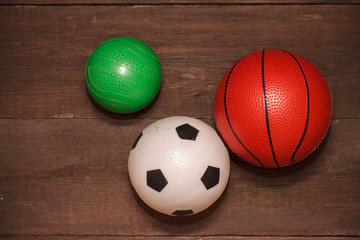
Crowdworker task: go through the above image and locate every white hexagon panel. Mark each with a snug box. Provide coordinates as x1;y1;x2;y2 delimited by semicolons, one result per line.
128;116;230;216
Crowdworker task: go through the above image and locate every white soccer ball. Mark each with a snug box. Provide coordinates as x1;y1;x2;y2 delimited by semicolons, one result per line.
128;116;230;216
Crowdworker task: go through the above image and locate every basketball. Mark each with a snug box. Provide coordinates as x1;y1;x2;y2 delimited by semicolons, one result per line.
214;49;332;168
85;37;161;113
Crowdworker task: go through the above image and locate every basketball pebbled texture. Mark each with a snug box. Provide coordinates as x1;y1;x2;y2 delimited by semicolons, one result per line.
85;37;161;113
214;49;332;168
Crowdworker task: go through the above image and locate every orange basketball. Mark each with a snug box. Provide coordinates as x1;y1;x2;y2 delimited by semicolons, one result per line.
214;49;332;167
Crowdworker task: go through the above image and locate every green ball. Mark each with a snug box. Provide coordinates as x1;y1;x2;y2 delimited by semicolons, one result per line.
85;37;162;113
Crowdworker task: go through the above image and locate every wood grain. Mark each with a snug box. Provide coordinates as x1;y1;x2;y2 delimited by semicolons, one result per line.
0;5;359;119
0;237;358;240
1;0;360;5
0;1;359;238
0;118;359;236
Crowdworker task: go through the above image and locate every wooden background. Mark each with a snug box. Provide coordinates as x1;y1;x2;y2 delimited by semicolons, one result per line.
0;0;359;239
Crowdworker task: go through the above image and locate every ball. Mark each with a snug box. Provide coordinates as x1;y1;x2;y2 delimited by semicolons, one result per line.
128;116;230;216
214;49;332;168
85;37;161;113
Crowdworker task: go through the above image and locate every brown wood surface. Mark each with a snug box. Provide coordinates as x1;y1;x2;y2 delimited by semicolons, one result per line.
0;1;359;239
0;5;359;119
0;119;359;236
0;237;359;240
1;0;360;5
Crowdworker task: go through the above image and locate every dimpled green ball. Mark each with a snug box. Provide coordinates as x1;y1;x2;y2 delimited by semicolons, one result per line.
85;37;162;113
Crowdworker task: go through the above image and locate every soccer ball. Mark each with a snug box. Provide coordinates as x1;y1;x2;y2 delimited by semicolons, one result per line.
128;116;230;216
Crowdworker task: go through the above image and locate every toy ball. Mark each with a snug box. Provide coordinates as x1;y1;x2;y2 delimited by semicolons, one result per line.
214;49;332;168
128;116;230;216
85;37;161;113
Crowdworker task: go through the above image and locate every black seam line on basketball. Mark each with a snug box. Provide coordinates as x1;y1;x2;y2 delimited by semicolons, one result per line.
223;57;264;167
281;49;310;163
261;49;280;167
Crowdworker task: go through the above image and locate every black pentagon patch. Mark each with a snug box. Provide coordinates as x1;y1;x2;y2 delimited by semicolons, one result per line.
147;169;168;192
131;132;143;150
201;166;220;190
176;123;199;140
172;209;194;216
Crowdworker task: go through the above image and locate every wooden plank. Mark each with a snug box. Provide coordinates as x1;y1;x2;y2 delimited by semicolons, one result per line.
0;5;359;119
0;237;358;240
0;0;360;5
0;119;359;236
